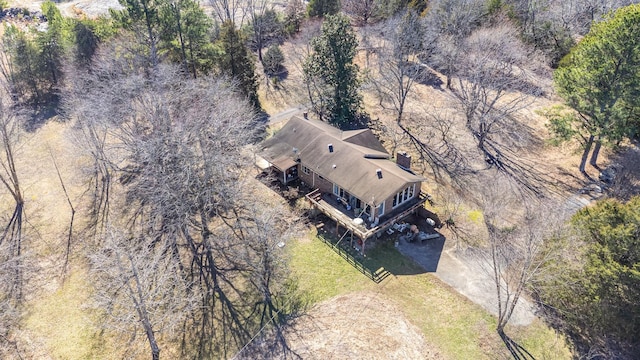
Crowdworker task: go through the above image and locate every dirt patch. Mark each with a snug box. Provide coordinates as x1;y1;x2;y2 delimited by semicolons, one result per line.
287;291;443;359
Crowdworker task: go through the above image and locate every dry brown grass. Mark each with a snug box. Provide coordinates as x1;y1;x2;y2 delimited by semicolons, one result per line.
287;292;444;359
0;11;616;359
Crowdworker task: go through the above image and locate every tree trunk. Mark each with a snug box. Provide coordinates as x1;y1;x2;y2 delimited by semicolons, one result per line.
579;134;594;174
142;2;158;68
396;101;404;125
589;139;602;168
257;34;263;62
477;129;487;151
151;340;160;360
173;4;189;77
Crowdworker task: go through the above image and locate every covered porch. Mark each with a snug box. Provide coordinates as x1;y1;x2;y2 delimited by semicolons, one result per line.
256;155;299;185
305;189;429;255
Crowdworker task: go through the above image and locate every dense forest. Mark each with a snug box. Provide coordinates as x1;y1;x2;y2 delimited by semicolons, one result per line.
0;0;638;359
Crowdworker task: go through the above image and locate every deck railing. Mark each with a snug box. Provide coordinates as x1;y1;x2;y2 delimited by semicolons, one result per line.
317;233;390;283
305;189;428;240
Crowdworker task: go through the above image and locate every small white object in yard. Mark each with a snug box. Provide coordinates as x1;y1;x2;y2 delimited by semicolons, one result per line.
277;241;285;248
353;218;364;226
426;218;436;226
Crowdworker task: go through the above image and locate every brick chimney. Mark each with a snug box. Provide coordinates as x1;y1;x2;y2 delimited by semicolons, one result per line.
396;151;411;170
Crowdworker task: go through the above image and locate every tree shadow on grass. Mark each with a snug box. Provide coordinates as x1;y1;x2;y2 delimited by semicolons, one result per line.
482;138;579;198
405;62;444;90
499;330;536;360
607;145;640;200
23;95;61;132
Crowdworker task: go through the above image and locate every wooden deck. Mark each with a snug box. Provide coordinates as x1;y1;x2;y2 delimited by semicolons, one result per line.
305;189;429;241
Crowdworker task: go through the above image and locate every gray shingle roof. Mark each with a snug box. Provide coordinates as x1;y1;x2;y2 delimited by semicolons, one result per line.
259;116;425;205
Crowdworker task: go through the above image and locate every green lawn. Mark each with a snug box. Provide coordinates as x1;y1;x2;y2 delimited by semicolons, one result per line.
289;233;573;359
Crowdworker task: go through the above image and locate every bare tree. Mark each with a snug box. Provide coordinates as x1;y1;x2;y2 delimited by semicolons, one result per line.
66;56;304;358
227;202;304;359
0;96;32;359
425;0;485;89
209;0;249;24
449;25;538;155
374;11;428;125
89;225;195;360
247;0;282;61
545;0;635;36
0;99;24;301
342;0;380;26
62;38;139;238
380;104;475;186
284;0;305;34
479;177;568;340
0;243;23;359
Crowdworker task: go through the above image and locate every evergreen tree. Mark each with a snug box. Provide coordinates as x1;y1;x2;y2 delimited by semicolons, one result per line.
303;14;361;129
159;0;215;78
538;197;640;356
552;4;640;173
36;1;66;93
1;2;72;106
307;0;340;17
2;26;41;103
72;16;117;68
218;21;260;110
112;0;163;67
262;44;284;76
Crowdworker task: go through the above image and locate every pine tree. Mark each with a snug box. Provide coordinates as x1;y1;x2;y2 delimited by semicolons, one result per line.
553;4;640;172
2;26;41;103
159;0;214;78
36;1;66;93
307;0;340;17
218;21;260;110
262;44;284;76
112;0;163;67
303;14;361;129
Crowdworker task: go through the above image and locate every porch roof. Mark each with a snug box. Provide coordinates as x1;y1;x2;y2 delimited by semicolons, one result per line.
271;156;298;172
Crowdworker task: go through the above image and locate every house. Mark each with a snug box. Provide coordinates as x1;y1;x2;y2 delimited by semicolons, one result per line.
258;115;429;253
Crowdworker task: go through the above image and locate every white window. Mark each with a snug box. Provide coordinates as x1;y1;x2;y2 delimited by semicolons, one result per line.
302;165;310;175
333;184;345;198
377;202;385;216
393;184;416;208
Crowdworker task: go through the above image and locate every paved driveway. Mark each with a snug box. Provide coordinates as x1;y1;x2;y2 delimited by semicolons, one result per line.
397;237;536;326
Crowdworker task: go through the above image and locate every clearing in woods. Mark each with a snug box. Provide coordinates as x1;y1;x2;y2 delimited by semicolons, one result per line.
2;1;597;359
